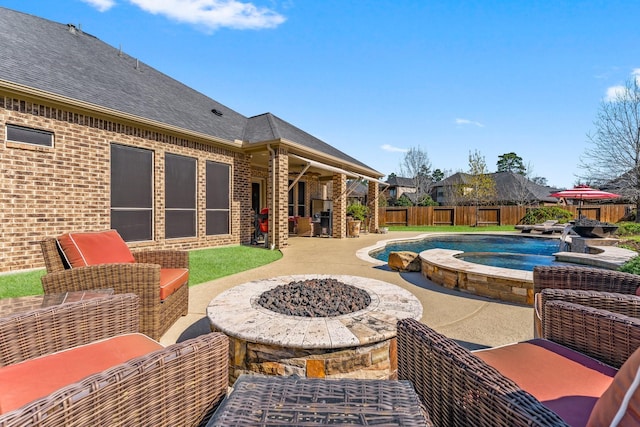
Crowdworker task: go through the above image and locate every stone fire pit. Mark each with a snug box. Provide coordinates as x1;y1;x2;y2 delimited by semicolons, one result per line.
207;274;422;384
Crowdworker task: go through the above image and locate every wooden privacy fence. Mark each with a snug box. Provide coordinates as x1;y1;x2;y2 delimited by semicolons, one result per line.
379;205;633;227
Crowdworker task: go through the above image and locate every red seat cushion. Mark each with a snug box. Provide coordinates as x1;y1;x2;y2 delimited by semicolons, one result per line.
0;333;162;414
57;230;135;267
475;339;617;427
160;268;189;300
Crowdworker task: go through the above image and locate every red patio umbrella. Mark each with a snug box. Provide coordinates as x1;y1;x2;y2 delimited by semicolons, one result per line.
550;185;620;217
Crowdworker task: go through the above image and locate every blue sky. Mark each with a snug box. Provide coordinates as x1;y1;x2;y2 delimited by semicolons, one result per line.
3;1;639;189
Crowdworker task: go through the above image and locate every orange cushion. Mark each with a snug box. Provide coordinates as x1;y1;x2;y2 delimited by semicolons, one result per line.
475;339;616;426
0;333;162;414
159;268;189;300
57;230;135;267
587;347;640;426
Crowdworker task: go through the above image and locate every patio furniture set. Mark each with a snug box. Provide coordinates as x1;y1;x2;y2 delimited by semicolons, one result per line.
0;229;639;425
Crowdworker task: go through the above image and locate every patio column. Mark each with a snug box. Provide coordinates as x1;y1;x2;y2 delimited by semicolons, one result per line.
268;146;289;249
332;172;347;238
367;181;379;232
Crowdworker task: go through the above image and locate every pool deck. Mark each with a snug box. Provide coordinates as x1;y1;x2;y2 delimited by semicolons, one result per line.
160;231;538;351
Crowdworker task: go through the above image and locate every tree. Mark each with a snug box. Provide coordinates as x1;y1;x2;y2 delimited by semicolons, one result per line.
399;146;433;201
466;150;496;224
497;152;526;174
432;169;445;182
531;176;548;186
579;76;640;221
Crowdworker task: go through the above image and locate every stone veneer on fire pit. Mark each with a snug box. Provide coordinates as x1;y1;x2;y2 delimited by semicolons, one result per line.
207;274;423;384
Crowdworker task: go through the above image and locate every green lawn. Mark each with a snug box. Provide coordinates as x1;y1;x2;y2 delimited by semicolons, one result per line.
0;245;282;299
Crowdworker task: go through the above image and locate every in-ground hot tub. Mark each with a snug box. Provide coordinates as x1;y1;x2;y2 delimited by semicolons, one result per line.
207;274;422;384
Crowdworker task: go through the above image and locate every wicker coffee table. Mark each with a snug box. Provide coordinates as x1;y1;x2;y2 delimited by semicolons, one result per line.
206;374;431;426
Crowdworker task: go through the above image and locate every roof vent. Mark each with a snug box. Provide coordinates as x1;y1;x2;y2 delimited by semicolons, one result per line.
67;24;77;35
211;109;223;116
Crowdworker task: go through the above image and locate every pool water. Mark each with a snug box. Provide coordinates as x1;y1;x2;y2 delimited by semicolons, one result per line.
371;234;567;271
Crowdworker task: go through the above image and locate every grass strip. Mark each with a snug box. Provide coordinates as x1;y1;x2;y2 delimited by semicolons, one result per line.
0;245;282;299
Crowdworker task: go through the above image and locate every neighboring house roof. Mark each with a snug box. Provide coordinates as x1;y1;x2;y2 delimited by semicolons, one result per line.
0;7;379;175
434;171;559;203
346;180;368;198
385;176;416;188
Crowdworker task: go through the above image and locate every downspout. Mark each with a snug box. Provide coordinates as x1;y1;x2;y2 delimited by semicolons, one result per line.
267;144;276;250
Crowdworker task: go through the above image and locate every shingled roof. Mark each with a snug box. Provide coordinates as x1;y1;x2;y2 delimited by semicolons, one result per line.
434;171;560;203
0;7;377;173
244;113;371;169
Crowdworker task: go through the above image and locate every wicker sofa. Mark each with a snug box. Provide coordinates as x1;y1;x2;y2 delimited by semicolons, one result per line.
0;293;228;426
397;296;640;426
40;231;189;340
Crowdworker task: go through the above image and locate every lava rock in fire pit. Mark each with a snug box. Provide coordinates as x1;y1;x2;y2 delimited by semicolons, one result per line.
257;278;371;317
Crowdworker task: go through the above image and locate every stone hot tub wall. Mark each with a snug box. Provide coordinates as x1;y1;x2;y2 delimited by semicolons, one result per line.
420;248;534;305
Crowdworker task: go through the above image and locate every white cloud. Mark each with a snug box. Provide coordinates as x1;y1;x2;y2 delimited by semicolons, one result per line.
604;69;640;102
605;85;626;102
82;0;116;11
381;144;408;153
455;118;484;128
128;0;286;31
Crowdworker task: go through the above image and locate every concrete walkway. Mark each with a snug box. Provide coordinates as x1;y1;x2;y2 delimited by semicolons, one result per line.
160;231;534;350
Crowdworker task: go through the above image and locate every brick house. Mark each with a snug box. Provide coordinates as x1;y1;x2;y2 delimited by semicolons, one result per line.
0;7;384;272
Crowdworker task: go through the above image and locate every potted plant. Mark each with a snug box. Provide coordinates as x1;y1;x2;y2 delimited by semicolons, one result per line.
346;202;368;237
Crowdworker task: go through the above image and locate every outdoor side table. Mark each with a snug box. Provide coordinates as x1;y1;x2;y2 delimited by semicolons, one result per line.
206;374;431;426
0;289;115;318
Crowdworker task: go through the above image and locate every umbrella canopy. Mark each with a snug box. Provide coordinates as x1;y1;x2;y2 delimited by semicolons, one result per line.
550;185;620;217
550;185;620;200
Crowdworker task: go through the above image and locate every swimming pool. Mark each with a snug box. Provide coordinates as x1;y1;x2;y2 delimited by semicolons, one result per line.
371;234;566;271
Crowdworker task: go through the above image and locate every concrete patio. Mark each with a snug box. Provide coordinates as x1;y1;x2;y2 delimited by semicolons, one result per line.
160;231;534;350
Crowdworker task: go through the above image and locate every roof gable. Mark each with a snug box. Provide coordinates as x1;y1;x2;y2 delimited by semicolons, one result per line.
245;113;373;170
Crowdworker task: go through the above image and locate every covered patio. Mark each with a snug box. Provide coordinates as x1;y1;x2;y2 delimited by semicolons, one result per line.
243;118;388;249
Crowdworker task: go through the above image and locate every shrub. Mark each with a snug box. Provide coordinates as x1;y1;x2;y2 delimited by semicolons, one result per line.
616;222;640;236
619;255;640;275
346;202;368;221
520;207;573;225
416;195;438;206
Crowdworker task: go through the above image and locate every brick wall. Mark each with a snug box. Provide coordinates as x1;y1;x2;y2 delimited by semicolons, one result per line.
0;95;246;273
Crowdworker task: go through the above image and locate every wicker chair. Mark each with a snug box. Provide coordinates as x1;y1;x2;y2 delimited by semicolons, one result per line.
397;298;640;427
533;265;640;336
0;294;228;426
40;237;189;340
